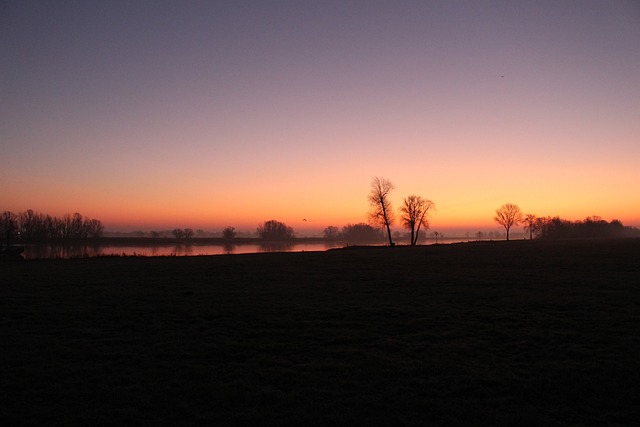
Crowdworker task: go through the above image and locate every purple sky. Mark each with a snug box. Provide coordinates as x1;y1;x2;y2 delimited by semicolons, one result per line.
2;1;639;233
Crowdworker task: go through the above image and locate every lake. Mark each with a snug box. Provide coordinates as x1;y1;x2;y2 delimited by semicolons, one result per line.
19;237;486;259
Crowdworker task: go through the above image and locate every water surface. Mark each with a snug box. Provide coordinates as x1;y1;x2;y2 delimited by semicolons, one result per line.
20;237;484;259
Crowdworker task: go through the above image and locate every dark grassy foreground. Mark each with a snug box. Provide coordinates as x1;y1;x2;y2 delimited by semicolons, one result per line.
2;239;639;426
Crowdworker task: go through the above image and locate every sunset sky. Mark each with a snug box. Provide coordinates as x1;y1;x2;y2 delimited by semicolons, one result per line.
2;1;639;235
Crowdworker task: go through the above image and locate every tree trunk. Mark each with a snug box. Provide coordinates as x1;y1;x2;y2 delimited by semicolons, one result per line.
381;203;393;246
414;213;426;246
385;221;393;246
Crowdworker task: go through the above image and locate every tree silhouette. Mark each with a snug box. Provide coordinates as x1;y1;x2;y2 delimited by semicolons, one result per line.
1;211;18;246
6;209;103;242
19;209;43;241
522;214;539;240
257;220;294;241
535;216;637;239
323;226;339;240
400;195;434;245
494;203;524;241
341;223;383;244
222;226;236;241
84;218;104;238
368;177;395;246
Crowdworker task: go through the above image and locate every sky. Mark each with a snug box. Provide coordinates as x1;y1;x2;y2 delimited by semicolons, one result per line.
2;0;639;235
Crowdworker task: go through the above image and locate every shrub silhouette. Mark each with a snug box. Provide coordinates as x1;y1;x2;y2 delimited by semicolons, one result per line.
341;223;383;244
257;220;294;241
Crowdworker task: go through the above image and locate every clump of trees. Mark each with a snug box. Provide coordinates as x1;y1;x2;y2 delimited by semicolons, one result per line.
222;226;237;240
171;228;194;241
534;216;639;239
340;223;384;244
492;204;640;240
1;209;103;243
257;220;294;241
322;226;340;240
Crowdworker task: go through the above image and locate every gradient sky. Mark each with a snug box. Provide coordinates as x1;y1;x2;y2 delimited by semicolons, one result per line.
2;0;639;235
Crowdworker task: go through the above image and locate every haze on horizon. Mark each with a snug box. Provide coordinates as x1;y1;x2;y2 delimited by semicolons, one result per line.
2;1;639;234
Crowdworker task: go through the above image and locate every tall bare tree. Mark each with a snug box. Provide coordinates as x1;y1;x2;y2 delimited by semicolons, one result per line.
368;177;395;246
494;203;524;241
400;195;434;245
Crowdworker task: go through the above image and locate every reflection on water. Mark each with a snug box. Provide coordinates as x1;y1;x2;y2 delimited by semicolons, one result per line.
23;243;104;259
20;237;483;259
21;241;344;259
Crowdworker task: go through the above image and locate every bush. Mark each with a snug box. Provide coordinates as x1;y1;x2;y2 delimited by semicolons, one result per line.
257;220;294;241
340;223;384;244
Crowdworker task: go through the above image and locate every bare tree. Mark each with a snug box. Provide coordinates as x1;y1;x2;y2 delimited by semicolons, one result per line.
494;203;524;241
85;218;104;238
400;195;434;245
183;228;194;240
1;211;18;245
19;209;44;241
522;214;539;240
368;177;395;246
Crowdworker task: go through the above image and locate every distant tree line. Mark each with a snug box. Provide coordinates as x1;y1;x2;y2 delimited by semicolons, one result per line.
534;216;639;239
493;203;639;241
1;209;104;243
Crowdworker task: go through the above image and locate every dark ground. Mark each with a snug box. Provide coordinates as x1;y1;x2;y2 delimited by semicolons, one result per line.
2;239;639;425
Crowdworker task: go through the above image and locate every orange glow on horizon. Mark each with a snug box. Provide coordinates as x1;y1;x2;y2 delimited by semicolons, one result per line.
4;169;640;234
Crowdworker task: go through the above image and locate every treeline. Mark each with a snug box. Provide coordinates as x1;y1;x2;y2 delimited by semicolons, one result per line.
534;216;640;240
1;210;104;243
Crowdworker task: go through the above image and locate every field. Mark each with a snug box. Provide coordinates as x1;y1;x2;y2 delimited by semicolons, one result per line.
2;239;639;425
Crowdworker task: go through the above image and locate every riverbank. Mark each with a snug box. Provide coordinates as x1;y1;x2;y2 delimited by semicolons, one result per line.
2;239;639;425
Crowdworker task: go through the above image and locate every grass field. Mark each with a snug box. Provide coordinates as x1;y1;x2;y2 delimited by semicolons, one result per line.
2;239;639;425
